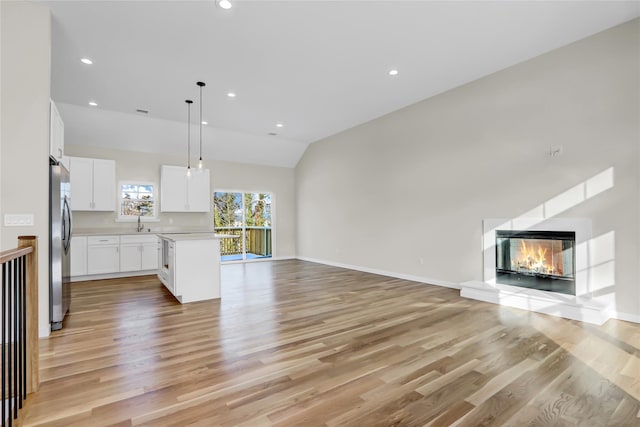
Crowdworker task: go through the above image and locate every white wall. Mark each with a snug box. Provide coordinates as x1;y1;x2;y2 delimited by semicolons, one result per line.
0;1;52;337
64;144;297;259
296;19;640;319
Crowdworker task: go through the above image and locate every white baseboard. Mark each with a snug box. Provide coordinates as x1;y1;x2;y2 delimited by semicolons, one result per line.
221;255;296;265
610;311;640;324
39;324;50;338
296;256;459;289
71;269;157;282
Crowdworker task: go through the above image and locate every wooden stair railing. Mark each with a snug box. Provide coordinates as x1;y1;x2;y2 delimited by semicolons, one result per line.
1;236;38;427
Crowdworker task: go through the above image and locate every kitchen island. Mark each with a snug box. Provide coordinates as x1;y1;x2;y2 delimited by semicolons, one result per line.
157;233;234;303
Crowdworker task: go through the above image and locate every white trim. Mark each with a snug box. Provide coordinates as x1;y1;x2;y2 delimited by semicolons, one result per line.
115;218;160;223
296;256;459;289
213;189;276;259
118;180;158;220
220;255;296;265
39;324;51;338
610;310;640;324
70;270;157;282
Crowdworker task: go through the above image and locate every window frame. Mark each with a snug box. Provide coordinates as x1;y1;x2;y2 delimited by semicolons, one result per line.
213;189;275;262
117;181;158;221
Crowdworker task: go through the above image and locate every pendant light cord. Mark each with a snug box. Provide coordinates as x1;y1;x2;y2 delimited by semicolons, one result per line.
186;99;193;171
199;85;203;162
197;81;206;166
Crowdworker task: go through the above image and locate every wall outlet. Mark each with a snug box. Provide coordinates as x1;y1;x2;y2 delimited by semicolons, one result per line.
549;145;564;157
4;214;34;226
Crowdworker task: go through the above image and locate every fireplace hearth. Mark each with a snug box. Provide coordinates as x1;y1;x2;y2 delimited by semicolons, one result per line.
495;230;576;295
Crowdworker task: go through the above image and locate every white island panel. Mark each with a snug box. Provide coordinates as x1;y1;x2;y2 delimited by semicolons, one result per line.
157;233;223;303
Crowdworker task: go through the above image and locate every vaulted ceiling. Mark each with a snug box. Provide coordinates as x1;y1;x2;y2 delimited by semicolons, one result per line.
44;1;640;167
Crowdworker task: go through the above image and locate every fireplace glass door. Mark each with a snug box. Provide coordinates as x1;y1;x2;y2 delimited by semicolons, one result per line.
495;230;575;295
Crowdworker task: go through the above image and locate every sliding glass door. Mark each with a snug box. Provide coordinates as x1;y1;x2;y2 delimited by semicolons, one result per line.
213;191;272;262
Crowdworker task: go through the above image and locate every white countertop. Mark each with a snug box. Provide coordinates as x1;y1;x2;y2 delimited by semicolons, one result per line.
157;233;239;241
73;228;214;236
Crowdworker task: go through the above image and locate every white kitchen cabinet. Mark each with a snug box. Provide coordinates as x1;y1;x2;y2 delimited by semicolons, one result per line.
92;160;116;210
87;235;120;274
187;169;211;212
160;166;186;212
119;244;141;272
160;165;210;212
68;156;116;211
50;100;64;162
70;157;93;209
70;235;87;277
119;234;158;272
141;242;159;270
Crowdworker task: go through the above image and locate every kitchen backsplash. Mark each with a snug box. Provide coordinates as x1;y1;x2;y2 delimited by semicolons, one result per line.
73;211;213;233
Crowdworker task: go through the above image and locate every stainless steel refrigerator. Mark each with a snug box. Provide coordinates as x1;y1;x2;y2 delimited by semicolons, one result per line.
50;159;72;331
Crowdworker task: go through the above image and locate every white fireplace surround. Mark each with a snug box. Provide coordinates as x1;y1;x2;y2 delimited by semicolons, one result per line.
460;217;613;325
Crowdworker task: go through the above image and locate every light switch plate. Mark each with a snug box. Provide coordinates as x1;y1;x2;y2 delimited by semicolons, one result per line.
4;214;34;226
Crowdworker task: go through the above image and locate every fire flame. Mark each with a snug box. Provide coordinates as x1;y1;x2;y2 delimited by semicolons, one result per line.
511;239;562;276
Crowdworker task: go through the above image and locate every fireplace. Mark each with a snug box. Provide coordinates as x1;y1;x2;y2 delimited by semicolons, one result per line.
460;218;608;325
495;230;576;295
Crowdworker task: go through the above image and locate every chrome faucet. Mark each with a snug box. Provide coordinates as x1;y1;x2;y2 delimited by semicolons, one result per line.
137;212;144;232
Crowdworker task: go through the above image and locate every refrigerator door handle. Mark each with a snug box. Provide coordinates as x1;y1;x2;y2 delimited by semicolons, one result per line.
66;195;73;242
62;196;72;254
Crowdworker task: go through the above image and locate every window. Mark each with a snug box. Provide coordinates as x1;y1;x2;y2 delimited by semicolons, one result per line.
214;191;272;261
119;182;157;220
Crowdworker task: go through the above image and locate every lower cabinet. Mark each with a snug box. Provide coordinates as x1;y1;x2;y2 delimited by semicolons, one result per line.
70;235;87;276
72;234;159;278
120;235;159;272
87;235;120;274
120;244;141;272
141;242;159;270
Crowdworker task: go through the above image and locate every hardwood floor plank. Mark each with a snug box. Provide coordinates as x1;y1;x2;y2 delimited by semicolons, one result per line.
21;260;640;426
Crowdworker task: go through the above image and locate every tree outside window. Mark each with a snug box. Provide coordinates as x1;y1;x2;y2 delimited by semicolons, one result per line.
120;183;156;219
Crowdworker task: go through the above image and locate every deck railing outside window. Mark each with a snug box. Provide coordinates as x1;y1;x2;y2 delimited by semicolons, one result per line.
215;227;272;259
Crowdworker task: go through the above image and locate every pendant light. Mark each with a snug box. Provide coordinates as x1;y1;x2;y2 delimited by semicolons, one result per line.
185;99;193;177
196;81;206;170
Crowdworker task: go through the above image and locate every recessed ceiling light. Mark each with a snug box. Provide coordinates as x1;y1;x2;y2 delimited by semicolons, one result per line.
276;123;284;128
81;58;93;65
217;0;232;10
88;101;98;106
227;92;236;98
201;121;208;125
388;69;399;76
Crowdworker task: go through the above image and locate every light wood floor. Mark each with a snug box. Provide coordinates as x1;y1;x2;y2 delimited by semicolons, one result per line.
23;260;640;426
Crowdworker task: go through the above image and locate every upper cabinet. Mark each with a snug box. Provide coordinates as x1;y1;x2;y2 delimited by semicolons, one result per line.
68;156;116;211
50;100;64;162
160;165;210;212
